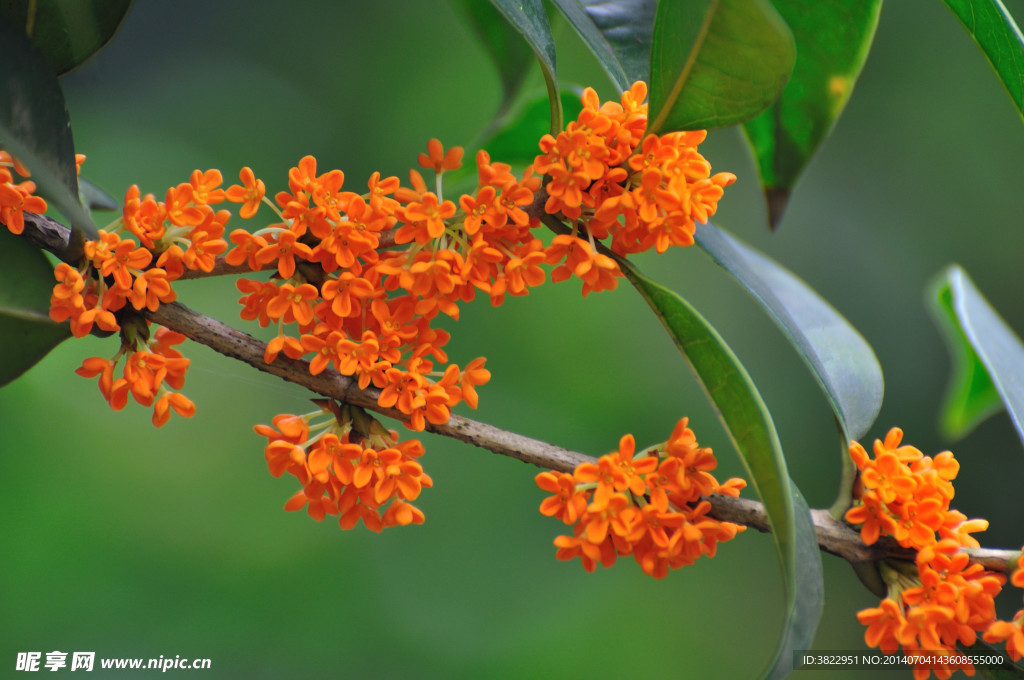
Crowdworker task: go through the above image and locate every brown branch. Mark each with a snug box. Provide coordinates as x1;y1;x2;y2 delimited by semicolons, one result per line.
146;299;589;472
15;213;1021;575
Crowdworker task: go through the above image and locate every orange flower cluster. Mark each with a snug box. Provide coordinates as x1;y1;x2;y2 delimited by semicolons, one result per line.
847;428;1008;679
536;82;736;295
535;418;746;578
46;166;240;425
254;402;431;531
225;150;518;434
846;428;983;550
49;167;233;341
74;325;195;427
983;552;1024;661
28;82;735;531
0;151;48;235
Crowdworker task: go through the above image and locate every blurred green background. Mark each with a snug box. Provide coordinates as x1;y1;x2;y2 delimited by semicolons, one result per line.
4;1;1024;678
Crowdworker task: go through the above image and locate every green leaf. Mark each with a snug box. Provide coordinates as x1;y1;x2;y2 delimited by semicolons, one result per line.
0;229;70;386
695;224;883;441
0;13;96;242
451;0;534;114
473;89;584;168
620;260;823;680
79;177;119;211
485;0;563;134
941;0;1024;122
0;0;132;74
741;0;882;229
647;0;796;133
961;640;1024;678
695;222;882;514
768;483;823;680
929;265;1024;443
549;0;655;91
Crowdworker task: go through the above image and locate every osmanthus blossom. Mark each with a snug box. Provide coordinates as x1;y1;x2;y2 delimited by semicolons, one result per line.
536;418;746;579
10;84;738;536
844;429;1014;679
12;80;1024;675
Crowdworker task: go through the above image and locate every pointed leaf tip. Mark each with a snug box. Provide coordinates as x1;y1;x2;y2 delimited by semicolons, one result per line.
742;0;882;214
766;187;790;231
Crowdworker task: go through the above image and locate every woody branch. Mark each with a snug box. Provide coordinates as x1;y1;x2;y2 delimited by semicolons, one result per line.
18;212;1019;574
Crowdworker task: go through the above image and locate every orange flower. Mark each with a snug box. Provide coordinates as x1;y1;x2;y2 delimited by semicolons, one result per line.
153;391;195;427
182;211;229;272
264;332;304;364
399;192;456;243
857;598;903;655
225;167;266;218
265;282;318;326
536;471;587;525
225;229;270;270
130;267;176;311
459;185;496;235
861;452;917;505
87;230;153;291
189;168;225;205
985;618;1024;661
320;272;377;318
255;228;313;279
417;138;463;173
0;180;47;234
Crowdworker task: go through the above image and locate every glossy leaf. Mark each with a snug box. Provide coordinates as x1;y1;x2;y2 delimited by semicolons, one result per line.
647;0;796;133
742;0;882;229
942;0;1024;121
695;222;883;443
485;0;563;134
0;13;96;241
620;261;823;680
929;265;1024;444
451;0;534;114
0;229;70;386
549;0;655;91
0;0;132;74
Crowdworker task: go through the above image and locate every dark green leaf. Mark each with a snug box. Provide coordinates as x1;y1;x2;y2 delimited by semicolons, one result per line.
942;0;1024;122
549;0;655;91
647;0;796;133
741;0;882;229
620;260;822;680
961;640;1024;678
0;229;70;386
0;0;132;74
451;0;534;114
485;0;563;133
696;223;883;442
474;89;584;168
695;222;882;514
929;265;1024;443
79;177;119;211
0;13;96;242
766;482;823;680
